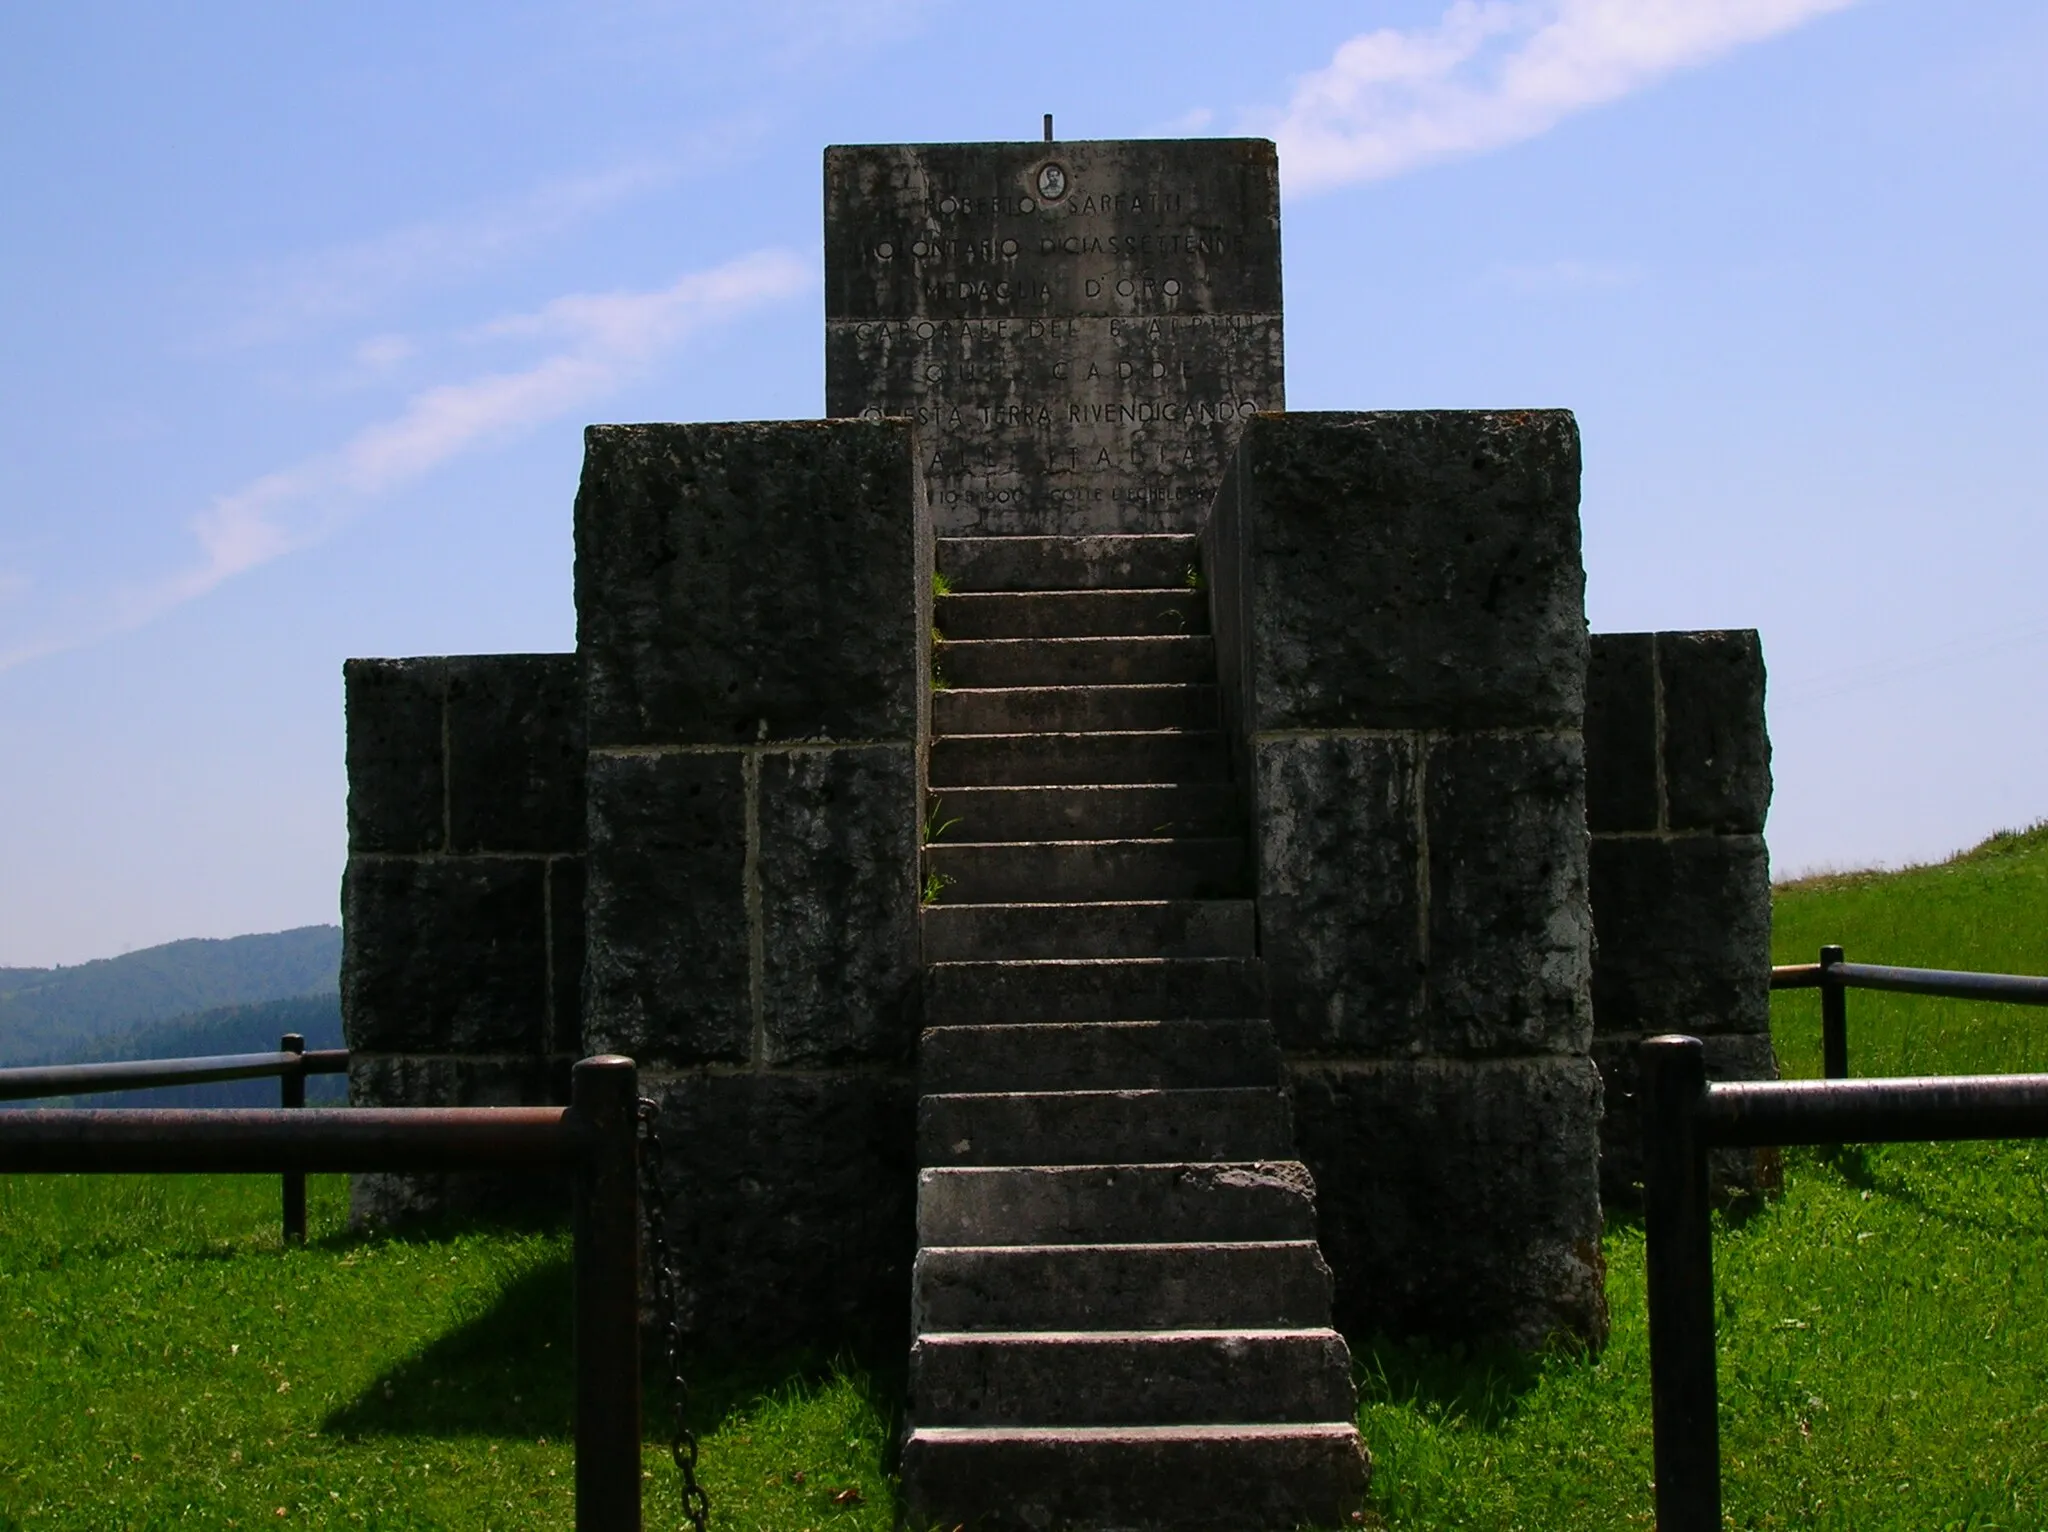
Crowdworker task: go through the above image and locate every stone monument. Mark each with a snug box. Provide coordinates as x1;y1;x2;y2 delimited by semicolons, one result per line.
338;130;1776;1531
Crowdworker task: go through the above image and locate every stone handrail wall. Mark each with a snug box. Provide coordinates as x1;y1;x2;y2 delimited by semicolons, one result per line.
1206;409;1608;1350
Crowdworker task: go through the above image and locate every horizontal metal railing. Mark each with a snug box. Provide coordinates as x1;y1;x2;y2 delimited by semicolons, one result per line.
1770;945;2048;1079
0;1054;642;1531
0;1045;348;1101
1640;1034;2048;1529
0;1033;352;1240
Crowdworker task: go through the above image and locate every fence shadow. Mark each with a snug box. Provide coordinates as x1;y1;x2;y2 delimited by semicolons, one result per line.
322;1248;901;1444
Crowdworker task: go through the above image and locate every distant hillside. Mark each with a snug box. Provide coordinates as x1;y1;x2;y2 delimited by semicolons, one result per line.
0;926;340;1067
0;993;348;1108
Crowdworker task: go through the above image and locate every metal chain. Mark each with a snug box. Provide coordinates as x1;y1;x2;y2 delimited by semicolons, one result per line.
636;1096;710;1532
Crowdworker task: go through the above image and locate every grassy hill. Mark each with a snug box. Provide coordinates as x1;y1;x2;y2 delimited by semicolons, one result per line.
0;925;339;1067
1771;819;2048;1076
2;832;2045;1526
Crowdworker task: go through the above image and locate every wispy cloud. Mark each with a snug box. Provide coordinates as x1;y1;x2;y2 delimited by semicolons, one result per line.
1;249;810;673
1267;0;1863;193
214;161;675;347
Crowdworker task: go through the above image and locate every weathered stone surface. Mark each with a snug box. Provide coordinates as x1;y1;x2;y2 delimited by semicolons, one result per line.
899;1423;1367;1532
445;654;585;853
1288;1055;1608;1349
346;1054;570;1228
910;1328;1353;1427
1593;1030;1780;1207
759;745;921;1065
547;855;585;1054
1589;835;1771;1038
920;1086;1293;1167
917;1162;1321;1247
1426;733;1593;1058
642;1070;916;1352
1661;630;1771;834
1586;633;1658;833
344;658;443;854
914;1240;1332;1333
575;419;922;747
1253;734;1424;1055
826;139;1283;535
1211;411;1588;732
341;857;549;1053
582;750;750;1066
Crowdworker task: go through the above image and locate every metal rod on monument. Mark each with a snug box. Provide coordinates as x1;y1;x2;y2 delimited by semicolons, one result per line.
280;1033;307;1243
572;1055;643;1532
1641;1035;1720;1531
1044;113;1053;142
1820;945;1849;1079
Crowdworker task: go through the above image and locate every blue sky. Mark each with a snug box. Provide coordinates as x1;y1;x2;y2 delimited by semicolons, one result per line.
1;0;2043;966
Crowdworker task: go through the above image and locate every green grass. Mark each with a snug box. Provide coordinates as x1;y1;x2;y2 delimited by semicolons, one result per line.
0;1177;897;1529
1357;820;2048;1529
6;824;2047;1528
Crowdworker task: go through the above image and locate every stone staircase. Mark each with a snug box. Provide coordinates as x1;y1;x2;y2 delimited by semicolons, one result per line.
901;534;1369;1531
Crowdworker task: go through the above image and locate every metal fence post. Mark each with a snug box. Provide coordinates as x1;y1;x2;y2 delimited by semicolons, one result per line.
572;1055;642;1532
279;1033;307;1243
1820;945;1848;1079
1642;1034;1719;1530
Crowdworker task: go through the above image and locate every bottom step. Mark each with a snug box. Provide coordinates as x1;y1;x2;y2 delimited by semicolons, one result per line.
901;1422;1369;1532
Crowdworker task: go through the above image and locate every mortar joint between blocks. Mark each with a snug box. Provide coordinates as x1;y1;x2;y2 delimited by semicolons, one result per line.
743;751;766;1072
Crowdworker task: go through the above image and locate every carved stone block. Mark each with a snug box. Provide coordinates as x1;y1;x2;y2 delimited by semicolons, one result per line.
1213;410;1588;733
1425;732;1593;1058
341;856;549;1053
344;658;444;855
583;750;750;1066
1590;834;1771;1039
576;419;921;748
1288;1055;1608;1350
760;745;922;1066
1253;734;1424;1056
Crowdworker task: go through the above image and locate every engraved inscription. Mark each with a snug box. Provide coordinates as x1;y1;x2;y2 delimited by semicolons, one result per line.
825;138;1283;533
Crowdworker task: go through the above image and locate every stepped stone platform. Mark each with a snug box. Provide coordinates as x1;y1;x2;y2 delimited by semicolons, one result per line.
339;125;1775;1532
906;533;1368;1530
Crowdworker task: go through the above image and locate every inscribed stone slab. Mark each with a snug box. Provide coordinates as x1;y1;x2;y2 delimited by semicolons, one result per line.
826;139;1283;535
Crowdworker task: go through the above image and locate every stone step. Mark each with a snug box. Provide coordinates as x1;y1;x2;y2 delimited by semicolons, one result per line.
920;901;1255;962
937;590;1209;640
938;636;1215;689
914;1241;1331;1331
917;1163;1321;1247
920;1087;1292;1167
929;731;1229;788
909;1328;1357;1427
937;534;1200;592
925;840;1247;903
934;683;1218;735
925;957;1264;1025
901;1422;1369;1532
925;783;1241;843
919;1019;1278;1093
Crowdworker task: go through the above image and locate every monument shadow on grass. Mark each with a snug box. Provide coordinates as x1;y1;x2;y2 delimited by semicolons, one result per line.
323;1250;905;1449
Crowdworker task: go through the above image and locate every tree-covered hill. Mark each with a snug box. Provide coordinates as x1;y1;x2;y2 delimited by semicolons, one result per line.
0;926;340;1067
